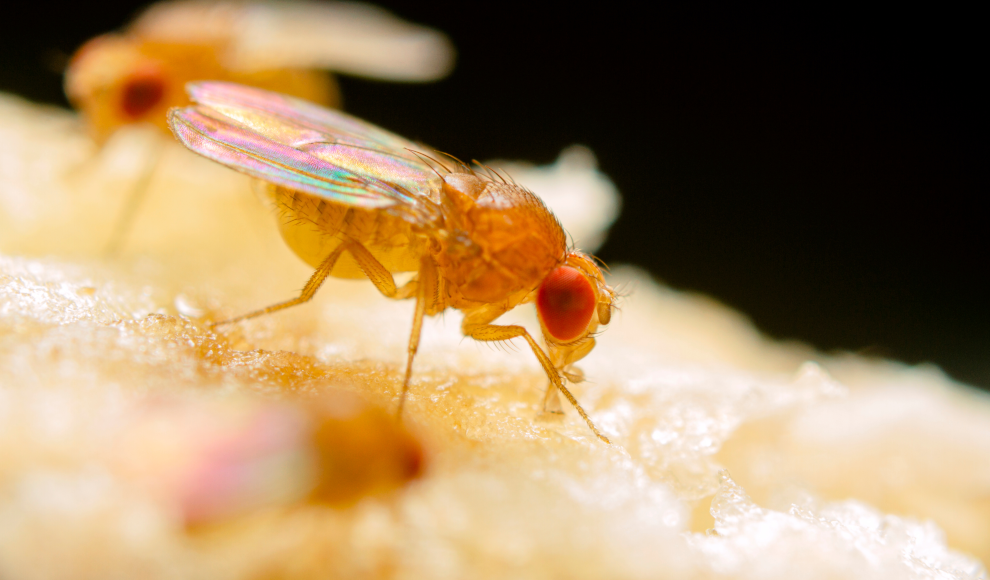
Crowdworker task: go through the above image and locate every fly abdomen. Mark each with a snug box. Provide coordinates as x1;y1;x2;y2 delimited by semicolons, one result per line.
269;184;423;278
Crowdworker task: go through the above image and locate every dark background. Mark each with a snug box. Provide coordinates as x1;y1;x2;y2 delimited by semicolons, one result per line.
1;3;985;388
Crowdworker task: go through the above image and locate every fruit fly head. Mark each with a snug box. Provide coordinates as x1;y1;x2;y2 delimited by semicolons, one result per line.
536;251;614;346
65;34;172;141
65;33;335;143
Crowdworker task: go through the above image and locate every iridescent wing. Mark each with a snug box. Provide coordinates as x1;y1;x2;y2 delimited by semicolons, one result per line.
168;81;443;222
131;1;454;82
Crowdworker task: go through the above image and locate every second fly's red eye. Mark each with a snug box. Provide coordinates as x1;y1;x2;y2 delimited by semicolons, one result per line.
120;73;166;119
536;266;597;342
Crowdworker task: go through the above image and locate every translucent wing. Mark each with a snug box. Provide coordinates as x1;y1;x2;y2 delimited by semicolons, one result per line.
131;1;454;82
187;81;422;153
168;82;443;222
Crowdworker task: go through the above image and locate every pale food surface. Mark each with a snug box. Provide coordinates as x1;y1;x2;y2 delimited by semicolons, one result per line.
1;93;986;579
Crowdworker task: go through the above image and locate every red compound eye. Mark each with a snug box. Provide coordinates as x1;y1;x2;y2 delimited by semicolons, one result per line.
120;73;165;119
536;266;597;342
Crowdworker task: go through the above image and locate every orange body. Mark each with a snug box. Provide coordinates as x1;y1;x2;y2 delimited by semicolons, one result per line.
168;82;615;443
267;167;614;442
274;174;567;307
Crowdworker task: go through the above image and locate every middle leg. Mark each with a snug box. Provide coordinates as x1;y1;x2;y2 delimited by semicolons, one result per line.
345;242;438;416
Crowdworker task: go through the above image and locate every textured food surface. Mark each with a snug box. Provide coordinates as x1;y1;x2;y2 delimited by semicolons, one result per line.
1;93;987;579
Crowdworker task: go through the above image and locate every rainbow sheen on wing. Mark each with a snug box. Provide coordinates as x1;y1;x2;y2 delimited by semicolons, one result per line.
187;82;441;202
168;82;443;221
188;82;418;151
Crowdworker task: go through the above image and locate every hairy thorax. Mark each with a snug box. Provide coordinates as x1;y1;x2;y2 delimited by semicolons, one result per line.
435;174;566;309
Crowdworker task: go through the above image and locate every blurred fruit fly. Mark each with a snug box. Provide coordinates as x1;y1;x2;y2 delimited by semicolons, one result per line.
64;0;454;252
118;390;422;527
168;82;616;444
65;0;454;142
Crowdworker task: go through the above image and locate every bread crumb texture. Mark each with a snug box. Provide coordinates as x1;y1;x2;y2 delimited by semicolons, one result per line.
1;93;987;579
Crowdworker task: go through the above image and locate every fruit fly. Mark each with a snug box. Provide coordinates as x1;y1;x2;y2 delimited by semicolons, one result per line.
64;0;454;252
168;82;616;444
65;0;454;143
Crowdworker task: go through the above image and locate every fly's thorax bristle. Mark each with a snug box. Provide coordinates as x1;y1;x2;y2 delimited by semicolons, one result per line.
436;179;567;306
472;183;567;273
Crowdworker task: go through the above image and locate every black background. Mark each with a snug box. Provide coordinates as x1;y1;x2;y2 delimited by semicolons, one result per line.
1;3;985;388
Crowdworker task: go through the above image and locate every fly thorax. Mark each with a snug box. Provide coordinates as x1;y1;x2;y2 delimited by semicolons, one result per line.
439;173;485;230
438;177;567;304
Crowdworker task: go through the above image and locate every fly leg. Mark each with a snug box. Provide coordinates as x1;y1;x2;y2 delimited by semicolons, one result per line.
104;135;164;255
396;257;436;416
463;319;610;444
211;243;346;327
212;237;409;328
214;236;437;418
544;337;598;414
345;243;439;417
542;382;564;414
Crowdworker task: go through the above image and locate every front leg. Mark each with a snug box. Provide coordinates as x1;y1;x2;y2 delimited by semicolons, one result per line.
463;317;610;444
543;337;598;413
